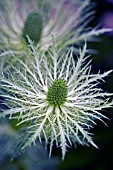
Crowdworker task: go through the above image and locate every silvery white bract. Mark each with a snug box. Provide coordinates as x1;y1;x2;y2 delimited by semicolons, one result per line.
0;39;112;159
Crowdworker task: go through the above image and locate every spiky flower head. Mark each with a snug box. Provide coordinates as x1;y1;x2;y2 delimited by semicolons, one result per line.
0;38;113;160
22;11;43;44
0;0;112;55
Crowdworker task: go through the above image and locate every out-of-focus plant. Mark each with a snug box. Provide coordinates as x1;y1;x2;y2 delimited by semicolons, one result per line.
0;0;112;71
0;121;17;165
0;120;59;170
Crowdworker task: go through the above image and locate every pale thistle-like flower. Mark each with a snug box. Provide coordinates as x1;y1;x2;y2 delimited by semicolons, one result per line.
0;0;112;55
0;38;113;160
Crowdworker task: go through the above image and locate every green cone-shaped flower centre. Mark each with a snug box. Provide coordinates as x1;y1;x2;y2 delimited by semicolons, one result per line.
22;11;43;44
47;79;68;106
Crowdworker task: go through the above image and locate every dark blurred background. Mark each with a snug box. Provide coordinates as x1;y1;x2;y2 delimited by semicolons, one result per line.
0;0;113;170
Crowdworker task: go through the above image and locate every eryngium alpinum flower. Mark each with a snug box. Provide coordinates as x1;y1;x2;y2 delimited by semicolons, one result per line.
0;39;113;159
0;0;112;54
